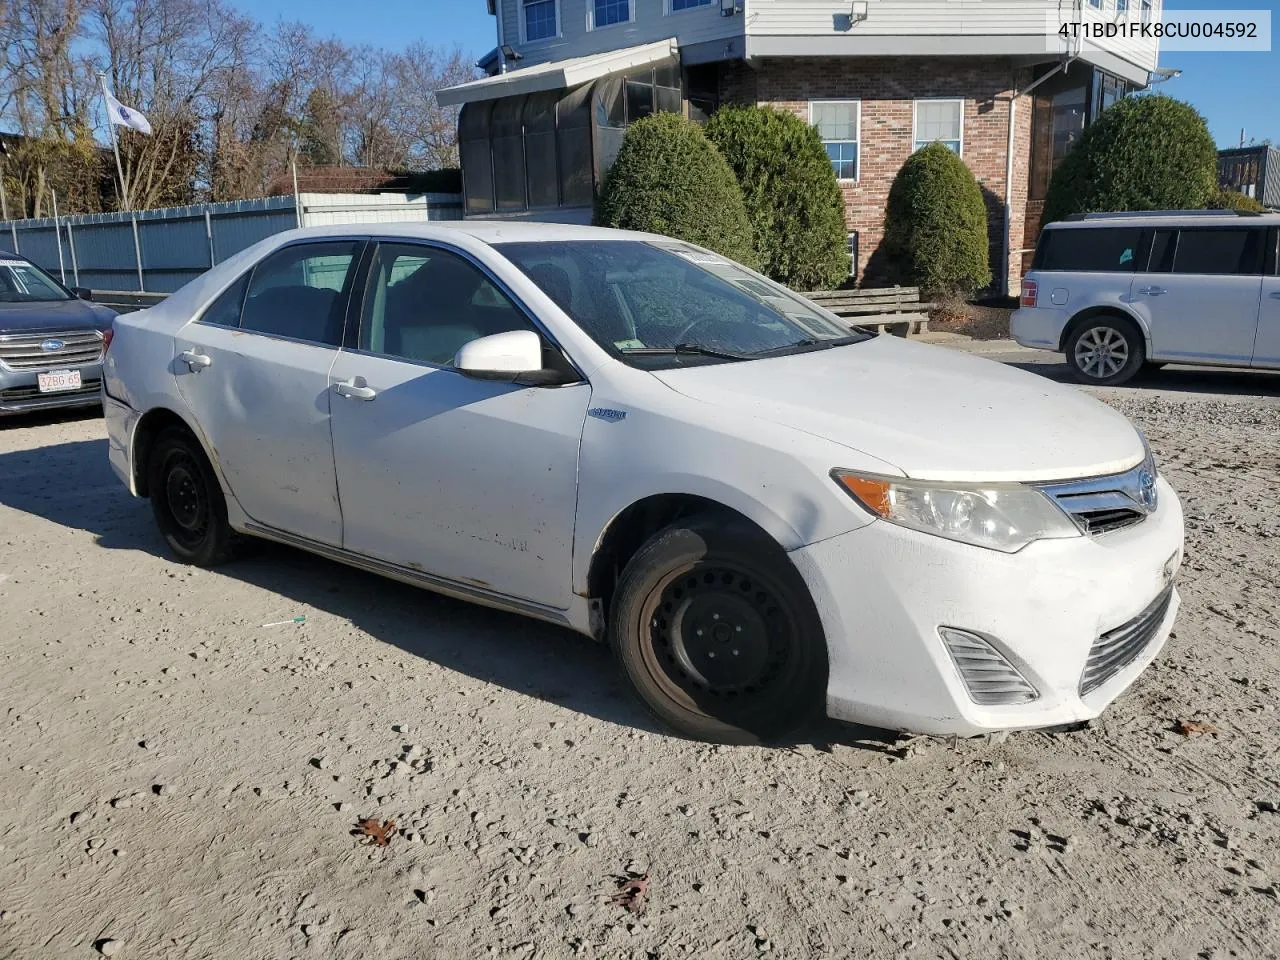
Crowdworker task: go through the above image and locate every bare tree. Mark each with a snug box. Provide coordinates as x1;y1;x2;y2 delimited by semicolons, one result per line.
0;0;473;214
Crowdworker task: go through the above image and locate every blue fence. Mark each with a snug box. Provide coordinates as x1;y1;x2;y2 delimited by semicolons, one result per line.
0;193;463;294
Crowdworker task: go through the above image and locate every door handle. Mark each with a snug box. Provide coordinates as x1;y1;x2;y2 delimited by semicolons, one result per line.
1269;291;1280;300
180;349;212;371
334;377;376;401
1137;286;1166;296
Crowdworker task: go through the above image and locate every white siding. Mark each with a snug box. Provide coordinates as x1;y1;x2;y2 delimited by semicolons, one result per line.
501;0;740;68
745;0;1158;73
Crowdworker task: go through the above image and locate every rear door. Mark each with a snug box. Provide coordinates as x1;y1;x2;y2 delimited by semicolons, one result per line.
1253;227;1280;367
174;239;365;545
1130;225;1264;364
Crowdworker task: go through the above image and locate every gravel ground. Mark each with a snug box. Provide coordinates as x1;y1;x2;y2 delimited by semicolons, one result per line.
1;363;1278;960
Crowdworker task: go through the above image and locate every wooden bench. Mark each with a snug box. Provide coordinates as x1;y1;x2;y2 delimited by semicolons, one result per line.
800;286;935;336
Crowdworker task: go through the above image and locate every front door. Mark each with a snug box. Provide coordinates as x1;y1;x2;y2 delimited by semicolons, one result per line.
328;241;590;608
1252;228;1280;367
1132;226;1264;364
174;239;364;545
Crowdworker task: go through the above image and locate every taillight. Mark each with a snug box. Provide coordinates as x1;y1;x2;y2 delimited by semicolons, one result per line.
1020;279;1038;308
102;326;114;353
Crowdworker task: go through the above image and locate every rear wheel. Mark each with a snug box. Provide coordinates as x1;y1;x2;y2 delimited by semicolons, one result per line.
609;519;828;744
1065;315;1145;386
146;426;236;566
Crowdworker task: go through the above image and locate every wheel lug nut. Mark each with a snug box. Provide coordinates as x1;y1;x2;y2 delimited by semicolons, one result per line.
712;614;719;620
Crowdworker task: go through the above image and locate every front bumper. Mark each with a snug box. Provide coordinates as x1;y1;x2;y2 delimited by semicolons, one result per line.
0;362;104;415
791;476;1184;736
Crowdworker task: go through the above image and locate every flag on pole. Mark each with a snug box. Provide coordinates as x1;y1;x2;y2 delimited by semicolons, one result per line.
104;90;152;135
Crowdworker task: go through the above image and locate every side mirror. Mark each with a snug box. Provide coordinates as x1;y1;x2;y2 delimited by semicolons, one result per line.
71;286;93;301
455;330;574;386
455;330;542;375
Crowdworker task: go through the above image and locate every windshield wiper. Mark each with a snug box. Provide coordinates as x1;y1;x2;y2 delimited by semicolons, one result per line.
749;334;869;357
619;342;751;361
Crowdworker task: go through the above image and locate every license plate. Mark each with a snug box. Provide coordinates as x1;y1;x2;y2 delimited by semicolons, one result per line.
37;369;82;393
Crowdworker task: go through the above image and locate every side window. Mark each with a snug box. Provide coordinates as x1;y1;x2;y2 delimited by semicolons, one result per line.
1038;228;1141;272
360;244;533;366
199;273;249;327
1146;229;1177;273
1172;228;1263;276
240;241;361;345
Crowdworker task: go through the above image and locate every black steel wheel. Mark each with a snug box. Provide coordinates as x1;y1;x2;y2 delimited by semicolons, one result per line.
610;518;827;744
147;426;235;566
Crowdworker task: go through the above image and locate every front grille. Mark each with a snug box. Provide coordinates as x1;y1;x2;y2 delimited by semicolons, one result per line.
0;379;102;403
1080;585;1174;696
1038;458;1158;537
1074;507;1145;535
0;329;104;370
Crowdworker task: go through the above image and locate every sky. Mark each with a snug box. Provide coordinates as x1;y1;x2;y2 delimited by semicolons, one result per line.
245;0;1278;148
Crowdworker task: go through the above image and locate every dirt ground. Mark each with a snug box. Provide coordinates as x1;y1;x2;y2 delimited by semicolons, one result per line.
1;358;1278;960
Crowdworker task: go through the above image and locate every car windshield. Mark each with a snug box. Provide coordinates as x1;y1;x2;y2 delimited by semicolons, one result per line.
496;240;867;368
0;258;71;302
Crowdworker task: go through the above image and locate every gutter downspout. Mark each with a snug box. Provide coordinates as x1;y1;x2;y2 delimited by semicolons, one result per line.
496;1;507;74
1002;58;1072;296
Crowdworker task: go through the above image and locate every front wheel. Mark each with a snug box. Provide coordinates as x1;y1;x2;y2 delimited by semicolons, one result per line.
609;519;828;744
146;426;236;566
1065;316;1145;386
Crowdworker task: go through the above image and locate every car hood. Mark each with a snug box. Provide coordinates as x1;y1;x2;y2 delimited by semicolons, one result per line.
651;336;1145;483
0;298;115;333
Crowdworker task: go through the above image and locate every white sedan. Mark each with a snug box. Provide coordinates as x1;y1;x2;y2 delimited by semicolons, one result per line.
102;223;1184;744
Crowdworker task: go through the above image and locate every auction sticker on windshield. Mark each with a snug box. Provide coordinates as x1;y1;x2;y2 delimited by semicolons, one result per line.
37;369;81;393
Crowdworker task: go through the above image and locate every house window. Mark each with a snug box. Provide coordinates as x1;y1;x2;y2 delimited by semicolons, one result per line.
523;0;557;41
1116;0;1129;14
591;0;631;28
914;99;963;155
1087;0;1101;8
1141;0;1153;23
810;101;860;180
670;0;712;10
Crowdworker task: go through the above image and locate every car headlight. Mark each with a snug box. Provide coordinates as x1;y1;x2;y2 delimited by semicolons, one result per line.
831;469;1081;553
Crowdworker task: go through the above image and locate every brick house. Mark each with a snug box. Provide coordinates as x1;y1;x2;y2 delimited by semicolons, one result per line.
438;0;1164;293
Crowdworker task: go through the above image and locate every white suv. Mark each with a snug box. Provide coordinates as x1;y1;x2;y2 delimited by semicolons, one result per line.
1012;211;1280;385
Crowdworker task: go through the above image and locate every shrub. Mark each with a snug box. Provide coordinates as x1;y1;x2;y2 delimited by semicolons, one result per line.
594;112;755;266
1042;95;1217;224
1206;186;1265;212
705;105;850;289
881;142;991;298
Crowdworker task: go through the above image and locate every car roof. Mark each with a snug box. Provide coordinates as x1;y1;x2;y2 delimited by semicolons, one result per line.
1047;211;1280;229
265;220;669;246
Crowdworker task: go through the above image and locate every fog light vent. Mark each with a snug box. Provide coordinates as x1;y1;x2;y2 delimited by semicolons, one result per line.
939;627;1039;706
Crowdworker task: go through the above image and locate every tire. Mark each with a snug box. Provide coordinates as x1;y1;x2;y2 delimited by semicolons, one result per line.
1065;315;1145;386
146;426;236;566
609;518;828;745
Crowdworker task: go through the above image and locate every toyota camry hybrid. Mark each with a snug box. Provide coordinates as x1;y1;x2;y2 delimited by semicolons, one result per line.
102;222;1184;744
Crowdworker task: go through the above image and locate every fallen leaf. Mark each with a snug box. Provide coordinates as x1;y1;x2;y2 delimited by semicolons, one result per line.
608;873;650;915
353;817;397;847
1175;719;1220;737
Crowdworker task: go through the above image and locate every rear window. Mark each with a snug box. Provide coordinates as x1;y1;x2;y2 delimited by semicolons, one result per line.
1034;227;1142;272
